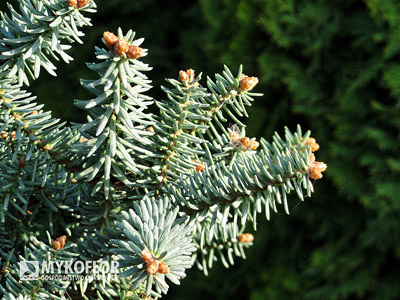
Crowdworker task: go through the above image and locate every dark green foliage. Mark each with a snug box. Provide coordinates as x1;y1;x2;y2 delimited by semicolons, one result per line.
169;0;400;299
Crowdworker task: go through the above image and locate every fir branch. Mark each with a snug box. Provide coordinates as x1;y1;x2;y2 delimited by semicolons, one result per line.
73;29;155;200
109;197;196;295
0;234;75;299
167;126;318;246
0;0;96;85
192;222;253;275
0;1;329;296
153;73;209;195
192;65;261;150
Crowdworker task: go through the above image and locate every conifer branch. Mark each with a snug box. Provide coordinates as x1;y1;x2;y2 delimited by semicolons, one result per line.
0;0;96;85
0;1;328;297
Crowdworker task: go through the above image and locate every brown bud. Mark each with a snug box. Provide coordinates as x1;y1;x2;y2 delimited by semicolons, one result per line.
141;250;154;263
229;131;240;142
147;126;154;133
57;236;66;248
309;153;316;164
26;210;32;215
126;45;143;59
239;76;259;92
240;137;252;148
80;137;88;143
1;132;7;140
308;161;327;180
30;111;39;116
179;70;189;82
77;0;89;8
192;161;205;172
52;240;61;251
196;164;204;172
250;140;259;150
113;39;129;57
52;236;67;251
67;0;77;7
146;260;159;275
238;233;254;243
103;31;119;49
43;144;53;151
157;262;169;274
304;137;320;152
186;69;195;82
10;131;16;140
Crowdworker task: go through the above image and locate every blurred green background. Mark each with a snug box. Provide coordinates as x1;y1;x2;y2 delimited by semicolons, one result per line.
2;0;400;299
